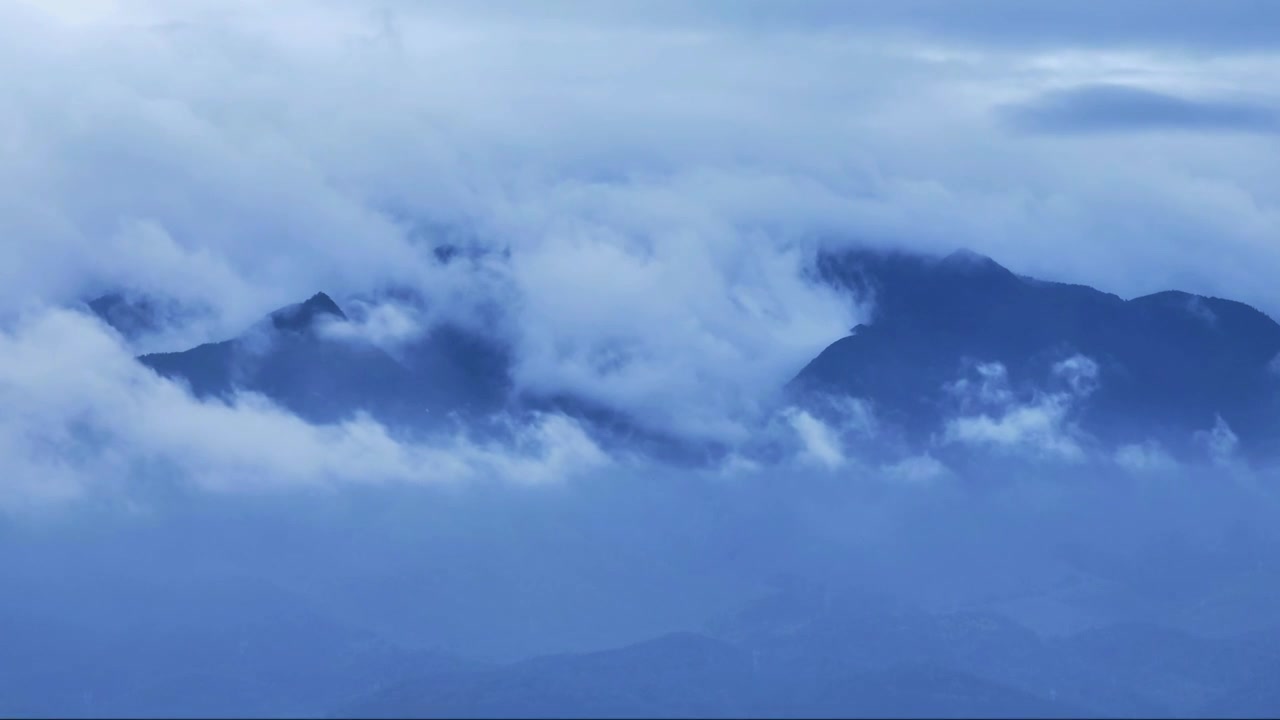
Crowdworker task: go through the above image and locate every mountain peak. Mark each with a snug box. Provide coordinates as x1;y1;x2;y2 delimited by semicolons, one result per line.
269;292;347;333
939;248;1013;276
304;291;342;312
793;247;1280;463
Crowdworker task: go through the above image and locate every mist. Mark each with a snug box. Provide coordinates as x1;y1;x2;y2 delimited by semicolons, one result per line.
6;0;1280;717
7;416;1280;716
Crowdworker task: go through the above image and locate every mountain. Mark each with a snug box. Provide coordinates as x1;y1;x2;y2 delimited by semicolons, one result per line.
103;245;1280;463
88;292;170;341
710;583;1156;717
130;292;512;430
345;632;757;719
791;246;1280;462
341;629;1084;719
109;290;722;457
340;580;1280;719
85;291;207;344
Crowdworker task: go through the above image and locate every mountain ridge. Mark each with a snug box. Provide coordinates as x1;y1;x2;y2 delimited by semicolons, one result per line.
793;246;1280;463
93;244;1280;463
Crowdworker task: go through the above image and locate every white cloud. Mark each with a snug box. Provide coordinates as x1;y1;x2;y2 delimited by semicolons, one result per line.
941;358;1096;461
317;299;426;351
1052;354;1100;397
0;308;610;511
881;454;951;484
943;396;1087;462
507;235;857;441
2;0;1280;484
1195;415;1241;467
784;408;848;471
1114;441;1178;473
944;361;1016;408
772;394;882;472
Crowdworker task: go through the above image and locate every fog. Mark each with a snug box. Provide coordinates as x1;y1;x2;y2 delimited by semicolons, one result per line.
6;402;1280;715
5;0;1280;717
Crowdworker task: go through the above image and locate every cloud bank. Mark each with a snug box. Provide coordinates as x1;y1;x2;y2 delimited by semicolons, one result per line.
0;309;609;511
2;0;1279;504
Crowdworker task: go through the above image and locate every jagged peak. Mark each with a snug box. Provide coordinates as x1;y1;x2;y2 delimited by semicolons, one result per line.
269;292;347;333
303;292;344;315
938;247;1015;277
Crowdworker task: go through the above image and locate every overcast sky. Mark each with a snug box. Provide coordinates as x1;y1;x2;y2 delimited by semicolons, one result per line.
3;0;1279;506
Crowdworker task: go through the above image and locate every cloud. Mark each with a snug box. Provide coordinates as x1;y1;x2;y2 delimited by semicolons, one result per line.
944;362;1017;409
940;358;1096;462
1051;354;1101;397
401;0;1280;52
774;395;880;471
1114;441;1178;473
0;308;610;511
506;232;858;442
1196;415;1242;467
7;7;1280;693
316;299;427;351
3;0;1280;467
881;454;950;484
943;396;1087;462
784;409;848;471
1003;84;1280;135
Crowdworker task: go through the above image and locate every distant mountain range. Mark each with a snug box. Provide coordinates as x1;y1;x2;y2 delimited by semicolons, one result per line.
339;580;1280;719
90;245;1280;464
8;559;1280;718
0;571;452;719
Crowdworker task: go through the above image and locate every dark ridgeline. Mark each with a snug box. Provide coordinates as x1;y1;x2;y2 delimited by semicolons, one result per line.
792;246;1280;463
341;628;1085;720
132;292;513;431
340;581;1280;719
92;244;1280;462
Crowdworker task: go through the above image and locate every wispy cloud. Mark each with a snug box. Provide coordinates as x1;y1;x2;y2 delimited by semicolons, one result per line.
1003;83;1280;135
940;356;1098;462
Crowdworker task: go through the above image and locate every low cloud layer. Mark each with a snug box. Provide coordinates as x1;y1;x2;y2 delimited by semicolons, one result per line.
1;0;1279;505
0;309;610;511
8;1;1280;315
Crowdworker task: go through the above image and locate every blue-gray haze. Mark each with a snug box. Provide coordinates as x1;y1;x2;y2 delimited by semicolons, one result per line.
4;2;1280;718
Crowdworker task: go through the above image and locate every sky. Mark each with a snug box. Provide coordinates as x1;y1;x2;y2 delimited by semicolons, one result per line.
3;0;1280;508
8;4;1280;695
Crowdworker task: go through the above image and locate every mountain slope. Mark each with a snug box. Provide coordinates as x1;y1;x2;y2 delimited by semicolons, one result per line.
129;293;512;429
792;247;1280;462
103;246;1280;462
